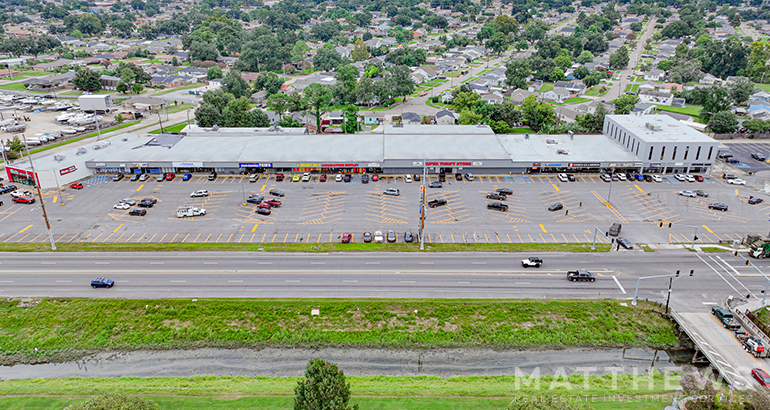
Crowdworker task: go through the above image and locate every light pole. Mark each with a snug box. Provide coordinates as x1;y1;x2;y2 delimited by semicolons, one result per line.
21;134;56;250
631;269;693;308
590;227;612;251
419;161;427;250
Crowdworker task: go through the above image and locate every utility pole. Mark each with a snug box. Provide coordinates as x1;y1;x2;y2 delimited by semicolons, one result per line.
419;161;427;250
21;134;56;250
664;277;673;313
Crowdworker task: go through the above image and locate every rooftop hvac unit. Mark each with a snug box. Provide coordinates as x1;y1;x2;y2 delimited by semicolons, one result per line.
76;147;87;155
645;122;662;131
53;154;65;161
556;149;573;155
545;138;560;144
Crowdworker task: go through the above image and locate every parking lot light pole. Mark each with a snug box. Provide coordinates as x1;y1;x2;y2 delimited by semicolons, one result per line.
21;134;56;251
419;161;427;250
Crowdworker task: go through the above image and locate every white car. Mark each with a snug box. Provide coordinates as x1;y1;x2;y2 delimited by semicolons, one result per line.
652;175;663;182
113;202;131;210
405;175;413;183
728;179;746;185
10;190;32;198
374;230;384;243
674;174;686;182
383;188;400;196
685;175;696;182
302;172;311;182
120;198;136;205
557;173;568;182
190;189;209;197
139;174;150;181
678;190;696;198
616;173;627;181
335;174;343;182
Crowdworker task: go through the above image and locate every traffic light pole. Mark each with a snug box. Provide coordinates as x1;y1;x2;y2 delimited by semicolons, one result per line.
734;251;770;305
590;227;612;251
631;269;693;307
659;222;699;249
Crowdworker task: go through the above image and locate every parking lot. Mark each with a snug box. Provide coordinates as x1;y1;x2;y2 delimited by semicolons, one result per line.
720;142;770;173
0;171;767;248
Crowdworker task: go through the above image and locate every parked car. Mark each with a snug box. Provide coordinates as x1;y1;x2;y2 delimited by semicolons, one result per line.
694;175;704;182
129;208;147;216
752;368;770;388
752;153;767;161
247;196;263;204
165;173;175;181
208;171;217;181
404;231;414;243
255;207;271;215
319;174;327;182
685;175;695;183
674;174;686;182
486;193;506;200
749;196;764;205
372;174;379;181
155;174;165;182
709;203;729;211
302;172;311;182
387;230;396;243
141;197;158;205
651;175;663;182
190;190;209;197
113;203;131;210
361;174;369;184
264;199;282;207
557;173;568;182
496;188;513;195
404;175;412;183
139;174;150;181
429;182;442;188
363;232;373;243
464;173;474;181
70;182;84;189
455;173;463;181
112;174;124;182
617;237;633;249
600;174;612;182
292;174;301;182
182;173;193;181
725;158;740;164
341;233;352;243
678;190;696;198
91;277;114;288
487;202;508;212
567;174;576;181
694;190;709;197
10;190;32;198
413;174;421;182
275;173;285;181
728;179;746;185
723;173;737;180
374;231;384;243
521;257;543;268
335;174;344;182
383;188;400;196
344;174;352;183
12;196;35;204
428;198;447;208
548;203;563;212
137;200;154;208
269;189;285;197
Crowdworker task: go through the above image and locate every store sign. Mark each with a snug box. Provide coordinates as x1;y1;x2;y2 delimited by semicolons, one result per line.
425;161;473;166
95;163;106;166
649;163;661;167
8;167;34;177
413;162;423;166
472;162;483;166
675;162;683;166
544;163;562;167
239;163;273;168
172;162;203;168
367;163;381;167
568;163;601;167
59;165;77;176
132;163;148;167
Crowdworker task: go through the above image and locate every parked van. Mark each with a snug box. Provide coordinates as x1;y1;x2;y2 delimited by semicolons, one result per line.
608;223;621;237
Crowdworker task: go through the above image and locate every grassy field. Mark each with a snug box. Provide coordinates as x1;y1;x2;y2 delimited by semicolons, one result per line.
150;121;189;134
165;102;194;113
0;375;677;409
0;82;28;91
0;242;612;253
0;298;677;365
564;97;591;105
654;104;702;117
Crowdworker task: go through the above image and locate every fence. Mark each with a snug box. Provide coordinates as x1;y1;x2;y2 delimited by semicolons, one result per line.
712;132;770;140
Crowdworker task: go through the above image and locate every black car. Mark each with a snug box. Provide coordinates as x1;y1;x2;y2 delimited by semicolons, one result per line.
363;232;373;243
0;185;17;194
91;277;114;288
567;174;576;181
130;174;140;181
709;203;728;211
208;171;217;180
429;182;442;188
344;174;352;183
137;200;154;208
428;198;447;208
129;208;147;216
548;203;563;212
496;188;513;195
749;196;764;205
487;202;508;212
247;195;264;204
752;153;767;161
567;270;596;282
404;231;414;243
455;173;463;181
269;189;285;197
141;197;158;204
617;237;633;249
486;193;506;200
438;173;446;182
255;207;271;215
413;174;421;182
361;174;369;184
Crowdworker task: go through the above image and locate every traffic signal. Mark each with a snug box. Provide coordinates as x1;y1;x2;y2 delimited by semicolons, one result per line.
746;259;750;266
735;250;739;257
669;222;673;228
690;270;694;276
693;236;698;241
676;270;680;277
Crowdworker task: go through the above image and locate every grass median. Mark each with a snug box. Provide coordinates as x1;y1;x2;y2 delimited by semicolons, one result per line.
0;374;678;410
0;242;612;253
0;298;678;365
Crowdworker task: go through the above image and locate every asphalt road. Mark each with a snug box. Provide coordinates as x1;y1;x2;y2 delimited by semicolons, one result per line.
1;250;767;312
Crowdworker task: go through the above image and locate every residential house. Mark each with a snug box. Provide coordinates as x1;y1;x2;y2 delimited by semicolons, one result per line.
122;96;167;111
643;69;665;82
750;90;770;104
699;74;718;85
100;75;120;90
251;90;268;104
638;90;674;105
172;51;188;63
749;104;770;119
401;112;422;124
553;80;587;95
658;111;694;123
177;67;208;83
480;93;503;105
553;106;579;123
511;89;536;104
671;98;686;108
150;76;185;88
411;72;428;85
435;109;457;125
632;102;656;115
335;45;354;59
413;66;440;81
33;59;84;71
542;88;570;103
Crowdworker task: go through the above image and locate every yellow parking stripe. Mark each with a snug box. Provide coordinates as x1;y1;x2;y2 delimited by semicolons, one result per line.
552;184;559;191
252;224;259;232
702;225;713;234
137;184;143;192
113;224;123;233
539;224;547;233
18;224;32;233
634;184;643;192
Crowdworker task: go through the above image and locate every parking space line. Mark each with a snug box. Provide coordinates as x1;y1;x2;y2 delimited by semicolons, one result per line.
528;234;534;243
101;233;114;243
89;233;102;243
518;234;523;243
573;234;579;242
251;224;258;232
170;233;178;243
215;233;222;243
270;233;276;243
148;233;157;243
450;234;455;243
583;233;591;242
113;224;123;233
114;233;125;243
18;224;32;234
226;233;232;243
539;224;547;233
137;184;143;192
28;233;42;243
124;233;135;243
703;225;714;234
15;234;29;243
506;233;512;243
159;233;168;243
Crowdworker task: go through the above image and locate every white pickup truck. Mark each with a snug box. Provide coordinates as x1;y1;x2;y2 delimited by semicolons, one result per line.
176;206;206;218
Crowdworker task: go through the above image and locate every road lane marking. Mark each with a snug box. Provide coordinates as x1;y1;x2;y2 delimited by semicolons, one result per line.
56;280;71;283
552;184;559;191
612;276;626;294
472;262;487;265
94;262;109;265
18;224;32;234
150;262;165;265
228;280;243;283
365;262;380;265
170;280;186;283
203;262;218;265
515;282;531;285
703;225;714;234
540;224;547;233
343;280;358;283
457;281;472;284
311;262;326;265
41;262;56;265
285;280;300;283
137;184;143;192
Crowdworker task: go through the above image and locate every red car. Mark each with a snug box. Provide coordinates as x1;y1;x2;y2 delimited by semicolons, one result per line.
70;182;83;189
264;199;282;207
165;173;175;181
753;368;770;387
319;174;327;182
257;203;271;209
275;173;285;181
372;174;379;181
694;175;704;182
13;196;35;204
341;233;352;243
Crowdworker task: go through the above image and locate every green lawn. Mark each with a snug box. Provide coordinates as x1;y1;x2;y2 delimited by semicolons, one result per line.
564;97;591;105
654;104;702;117
625;84;639;93
165;103;194;113
586;86;609;96
0;298;677;365
509;127;532;133
0;82;28;91
150;121;189;134
540;82;554;92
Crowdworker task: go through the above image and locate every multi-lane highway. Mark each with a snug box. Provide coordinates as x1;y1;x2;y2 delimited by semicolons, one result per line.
0;250;766;312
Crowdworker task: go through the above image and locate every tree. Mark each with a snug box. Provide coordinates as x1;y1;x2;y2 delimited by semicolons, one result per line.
613;94;639;115
171;57;179;67
254;73;285;97
520;95;555;131
573;66;590;80
657;60;671;71
576;103;609;132
609;46;630;69
453;92;480;111
267;93;292;118
701;86;732;122
189;40;219;62
73;67;102;92
490;101;523;127
362;32;373;41
343;105;360;133
504;59;531;90
207;66;223;80
747;41;770;83
314;47;344;72
351;39;369;62
489;14;518;35
291;40;311;62
577;50;594;64
701;37;748;79
304;84;333;132
709;111;738;134
459;109;484;125
504;394;591;410
387;65;415;103
222;70;250;98
485;32;509;56
554;55;571;69
669;59;703;84
730;80;754;105
64;393;158;410
294;358;358;410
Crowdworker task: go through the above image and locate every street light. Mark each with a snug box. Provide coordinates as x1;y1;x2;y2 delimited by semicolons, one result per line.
631;269;694;309
21;134;57;250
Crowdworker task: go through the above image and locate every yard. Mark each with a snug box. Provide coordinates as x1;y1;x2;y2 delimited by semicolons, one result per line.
654;104;702;117
563;97;591;105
